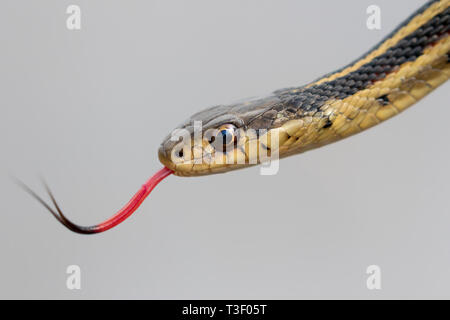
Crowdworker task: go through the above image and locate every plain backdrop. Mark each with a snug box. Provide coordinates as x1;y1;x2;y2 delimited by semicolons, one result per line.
1;0;449;299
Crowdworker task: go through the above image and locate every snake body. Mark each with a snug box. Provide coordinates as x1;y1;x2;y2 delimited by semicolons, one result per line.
159;0;450;176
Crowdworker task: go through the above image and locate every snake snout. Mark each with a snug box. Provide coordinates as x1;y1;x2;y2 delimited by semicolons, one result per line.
158;142;176;171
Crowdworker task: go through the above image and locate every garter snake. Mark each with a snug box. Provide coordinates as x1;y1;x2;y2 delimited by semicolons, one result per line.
159;0;450;176
18;0;450;233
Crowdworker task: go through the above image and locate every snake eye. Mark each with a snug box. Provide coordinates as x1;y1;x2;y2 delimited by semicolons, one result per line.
213;124;237;151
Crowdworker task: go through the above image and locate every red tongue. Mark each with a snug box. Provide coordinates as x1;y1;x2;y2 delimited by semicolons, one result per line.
17;167;174;234
94;166;174;233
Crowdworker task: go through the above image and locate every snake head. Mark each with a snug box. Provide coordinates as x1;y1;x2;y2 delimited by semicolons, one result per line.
158;94;285;176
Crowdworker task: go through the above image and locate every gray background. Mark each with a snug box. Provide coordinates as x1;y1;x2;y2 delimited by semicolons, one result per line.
1;0;449;299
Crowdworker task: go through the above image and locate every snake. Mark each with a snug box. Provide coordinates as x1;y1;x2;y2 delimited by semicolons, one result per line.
18;0;450;233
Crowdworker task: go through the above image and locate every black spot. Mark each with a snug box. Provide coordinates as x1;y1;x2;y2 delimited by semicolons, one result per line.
286;107;297;113
377;94;390;106
322;119;333;129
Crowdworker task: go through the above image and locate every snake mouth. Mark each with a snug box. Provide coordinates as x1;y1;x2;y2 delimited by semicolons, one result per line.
158;143;214;176
158;141;251;176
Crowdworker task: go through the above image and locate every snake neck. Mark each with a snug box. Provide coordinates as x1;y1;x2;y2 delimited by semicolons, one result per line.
267;0;449;157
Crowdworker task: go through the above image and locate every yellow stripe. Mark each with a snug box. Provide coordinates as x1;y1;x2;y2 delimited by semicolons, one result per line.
308;0;450;87
277;34;450;157
325;34;450;137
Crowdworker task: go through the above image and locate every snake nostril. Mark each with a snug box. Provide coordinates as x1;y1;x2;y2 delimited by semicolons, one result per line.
177;149;184;158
